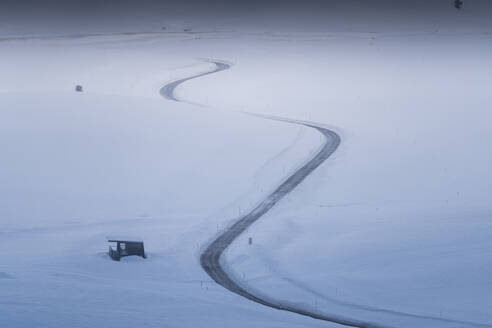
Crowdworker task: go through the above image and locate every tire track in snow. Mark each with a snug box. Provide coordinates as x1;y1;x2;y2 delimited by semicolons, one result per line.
159;59;492;328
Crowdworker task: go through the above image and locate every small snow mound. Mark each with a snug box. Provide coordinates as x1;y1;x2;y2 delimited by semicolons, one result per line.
119;255;146;263
97;252;111;259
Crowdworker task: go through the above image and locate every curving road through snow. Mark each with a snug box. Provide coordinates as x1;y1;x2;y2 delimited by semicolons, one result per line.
159;59;492;328
160;60;492;328
159;60;387;327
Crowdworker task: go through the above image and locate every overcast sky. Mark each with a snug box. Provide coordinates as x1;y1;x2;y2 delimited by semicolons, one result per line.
1;0;491;34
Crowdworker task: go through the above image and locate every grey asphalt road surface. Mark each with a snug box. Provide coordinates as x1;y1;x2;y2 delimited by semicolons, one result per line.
159;60;385;328
159;60;492;328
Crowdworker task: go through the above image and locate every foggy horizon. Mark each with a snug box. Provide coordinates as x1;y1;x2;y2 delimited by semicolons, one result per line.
1;0;492;35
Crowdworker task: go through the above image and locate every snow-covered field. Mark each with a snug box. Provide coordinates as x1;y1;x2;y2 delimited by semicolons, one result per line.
191;33;492;325
1;2;492;327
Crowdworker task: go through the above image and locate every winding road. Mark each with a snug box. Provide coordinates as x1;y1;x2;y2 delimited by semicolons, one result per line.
159;60;492;328
159;60;384;327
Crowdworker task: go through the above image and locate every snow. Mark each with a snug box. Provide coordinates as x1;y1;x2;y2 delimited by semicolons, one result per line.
107;237;144;243
1;3;492;327
0;35;327;328
190;29;492;327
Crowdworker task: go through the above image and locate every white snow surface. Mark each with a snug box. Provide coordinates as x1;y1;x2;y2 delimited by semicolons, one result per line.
0;34;328;328
185;33;492;327
1;9;492;328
